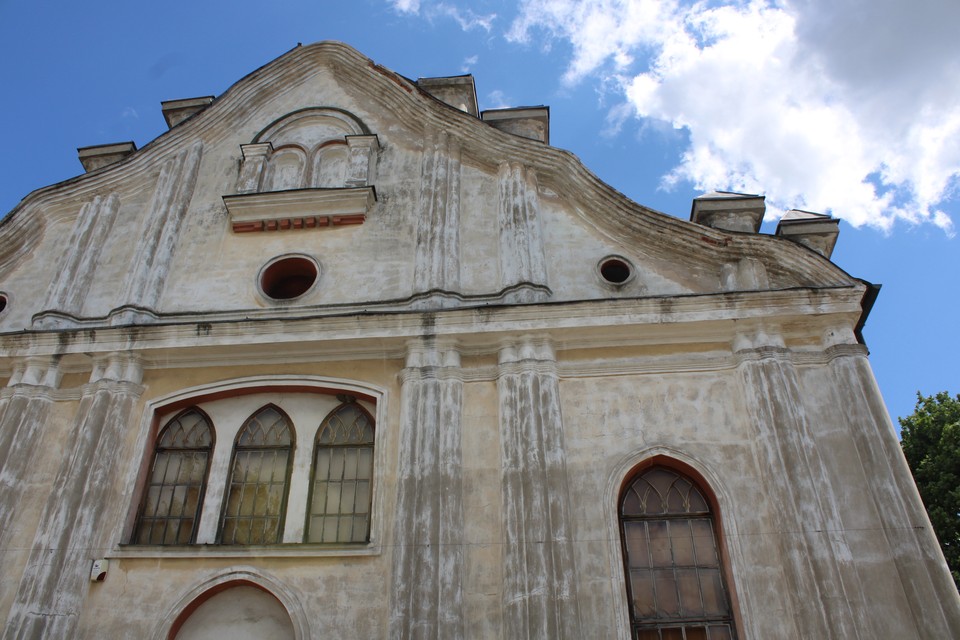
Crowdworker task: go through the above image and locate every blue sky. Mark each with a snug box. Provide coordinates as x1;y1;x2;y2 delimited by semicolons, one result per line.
0;0;956;423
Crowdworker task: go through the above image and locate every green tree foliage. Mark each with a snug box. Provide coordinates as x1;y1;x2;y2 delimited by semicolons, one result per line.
899;391;960;590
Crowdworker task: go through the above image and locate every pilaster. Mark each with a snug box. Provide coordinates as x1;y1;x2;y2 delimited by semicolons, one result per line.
414;130;461;295
2;353;144;640
389;340;465;639
41;193;121;319
734;330;871;639
119;141;203;316
497;163;548;300
497;338;581;639
0;357;62;573
824;341;960;637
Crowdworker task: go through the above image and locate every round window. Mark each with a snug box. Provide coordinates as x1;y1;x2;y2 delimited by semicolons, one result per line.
259;256;319;300
598;256;634;285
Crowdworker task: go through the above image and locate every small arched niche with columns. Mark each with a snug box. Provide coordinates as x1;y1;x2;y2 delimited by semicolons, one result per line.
225;108;379;234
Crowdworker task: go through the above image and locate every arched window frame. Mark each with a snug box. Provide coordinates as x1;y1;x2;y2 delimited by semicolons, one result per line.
619;460;739;640
133;407;215;545
122;376;387;557
218;404;296;545
304;400;376;543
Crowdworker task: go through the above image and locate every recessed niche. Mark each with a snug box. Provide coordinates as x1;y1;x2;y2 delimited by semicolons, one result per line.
598;256;634;285
259;256;319;301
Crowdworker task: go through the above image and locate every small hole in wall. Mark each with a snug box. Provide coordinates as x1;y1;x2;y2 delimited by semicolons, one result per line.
260;257;318;300
599;258;632;284
0;295;7;314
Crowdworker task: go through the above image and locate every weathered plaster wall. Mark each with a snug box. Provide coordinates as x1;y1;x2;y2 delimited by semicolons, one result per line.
1;42;958;640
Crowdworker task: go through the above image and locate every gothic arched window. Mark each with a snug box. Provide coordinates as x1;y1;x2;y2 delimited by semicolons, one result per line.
134;408;213;545
305;402;375;543
620;465;737;639
219;405;294;544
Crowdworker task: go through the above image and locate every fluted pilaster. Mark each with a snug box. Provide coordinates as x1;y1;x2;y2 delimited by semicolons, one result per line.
3;354;143;639
497;338;581;639
389;341;465;639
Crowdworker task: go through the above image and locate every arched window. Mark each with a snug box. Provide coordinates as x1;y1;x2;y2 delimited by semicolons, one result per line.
305;402;375;543
134;408;213;545
620;466;737;639
219;405;294;544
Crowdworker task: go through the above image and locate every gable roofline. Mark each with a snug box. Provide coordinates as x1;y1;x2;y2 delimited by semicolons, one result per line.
0;41;858;292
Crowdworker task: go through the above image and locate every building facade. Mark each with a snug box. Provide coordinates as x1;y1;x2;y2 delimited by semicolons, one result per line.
0;42;957;639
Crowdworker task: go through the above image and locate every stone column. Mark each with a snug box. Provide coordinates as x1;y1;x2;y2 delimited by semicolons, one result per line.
389;340;465;639
413;130;461;295
39;193;121;320
824;340;960;637
236;142;272;193
0;357;61;570
497;163;548;300
3;353;143;640
497;338;581;639
734;330;872;639
119;141;203;317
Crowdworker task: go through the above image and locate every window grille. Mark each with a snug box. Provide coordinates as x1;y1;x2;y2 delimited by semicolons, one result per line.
305;402;375;543
219;405;294;544
134;409;213;545
621;466;737;640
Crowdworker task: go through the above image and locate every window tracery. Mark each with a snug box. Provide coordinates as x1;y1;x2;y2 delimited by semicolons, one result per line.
620;466;737;640
133;409;213;545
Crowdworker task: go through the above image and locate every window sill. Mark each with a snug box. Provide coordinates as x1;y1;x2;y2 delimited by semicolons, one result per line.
111;542;380;559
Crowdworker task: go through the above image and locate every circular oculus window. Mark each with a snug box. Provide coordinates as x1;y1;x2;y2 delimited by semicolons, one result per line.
598;256;635;285
259;255;319;301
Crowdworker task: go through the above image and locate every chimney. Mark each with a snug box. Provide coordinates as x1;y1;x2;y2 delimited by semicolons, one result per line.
690;191;765;233
77;142;137;173
161;96;215;129
775;210;840;259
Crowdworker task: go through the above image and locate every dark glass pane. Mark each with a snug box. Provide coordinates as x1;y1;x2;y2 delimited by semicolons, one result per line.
685;627;708;640
630;569;656;617
691;520;719;566
635;630;660;640
355;481;371;514
676;569;704;616
660;628;683;640
670;520;696;565
700;569;728;616
648;521;671;567
654;569;679;617
624;521;650;568
707;625;732;640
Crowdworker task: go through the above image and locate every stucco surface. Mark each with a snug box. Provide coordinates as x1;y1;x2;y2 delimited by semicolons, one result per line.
0;41;957;639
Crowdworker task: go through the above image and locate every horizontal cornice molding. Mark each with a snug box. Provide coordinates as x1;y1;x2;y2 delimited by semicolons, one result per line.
1;286;865;372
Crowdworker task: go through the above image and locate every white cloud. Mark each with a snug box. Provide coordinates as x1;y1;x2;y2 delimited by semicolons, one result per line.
461;54;479;73
389;0;421;13
392;1;496;31
434;4;496;32
509;0;960;232
486;90;512;109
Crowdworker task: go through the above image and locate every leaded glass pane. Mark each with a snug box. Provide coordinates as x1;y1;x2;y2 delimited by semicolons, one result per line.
219;406;293;545
306;403;375;543
621;466;736;639
133;409;213;546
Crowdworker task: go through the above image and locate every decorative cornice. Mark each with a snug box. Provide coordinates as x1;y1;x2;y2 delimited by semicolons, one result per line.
224;186;375;232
